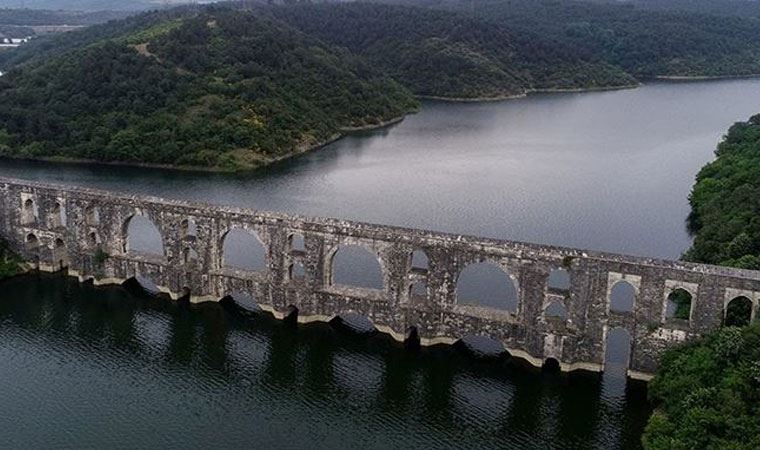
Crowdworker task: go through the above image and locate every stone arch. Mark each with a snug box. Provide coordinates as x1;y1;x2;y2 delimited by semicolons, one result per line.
53;237;68;270
25;233;38;248
88;231;99;247
289;262;305;280
410;250;429;271
604;327;632;372
331;312;376;334
328;244;385;290
609;280;636;313
456;261;519;312
85;205;100;225
665;288;693;321
21;198;36;224
725;296;753;327
289;233;305;252
544;300;568;319
548;267;571;291
123;214;165;256
183;247;199;264
181;218;197;238
543;357;561;372
224;289;260;312
51;201;65;227
221;227;267;271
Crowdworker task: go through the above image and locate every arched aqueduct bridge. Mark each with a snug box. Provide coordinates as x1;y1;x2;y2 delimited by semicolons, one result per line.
3;177;760;380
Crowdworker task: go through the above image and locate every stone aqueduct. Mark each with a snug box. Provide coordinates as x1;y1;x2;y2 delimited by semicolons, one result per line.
3;177;760;380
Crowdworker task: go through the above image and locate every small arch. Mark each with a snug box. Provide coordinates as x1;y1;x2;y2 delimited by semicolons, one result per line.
181;218;197;238
225;290;260;312
331;313;376;334
289;263;305;280
456;262;519;312
330;245;384;290
457;335;507;358
51;202;65;227
544;300;568;320
289;233;305;252
85;206;100;225
665;288;692;321
604;327;632;372
609;281;635;313
88;231;99;246
284;305;299;325
25;233;39;247
409;281;427;299
124;214;165;256
548;268;571;291
404;326;421;351
410;250;429;271
221;228;267;271
543;357;561;372
21;198;36;224
184;247;199;264
54;238;65;249
725;296;753;327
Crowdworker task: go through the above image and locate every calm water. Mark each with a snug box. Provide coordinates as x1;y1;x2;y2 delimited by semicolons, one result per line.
0;274;650;449
3;79;760;448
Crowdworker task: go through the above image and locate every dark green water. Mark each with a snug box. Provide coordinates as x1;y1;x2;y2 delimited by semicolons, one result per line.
0;274;650;449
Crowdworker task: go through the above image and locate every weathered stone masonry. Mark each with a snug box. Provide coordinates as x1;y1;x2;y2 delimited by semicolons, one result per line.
3;176;760;380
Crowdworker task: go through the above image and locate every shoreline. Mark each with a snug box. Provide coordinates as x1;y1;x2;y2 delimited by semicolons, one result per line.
0;113;412;174
417;82;641;103
654;73;760;81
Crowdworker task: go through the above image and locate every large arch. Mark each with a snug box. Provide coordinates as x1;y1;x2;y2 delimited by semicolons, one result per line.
665;288;693;321
604;327;632;372
123;214;165;255
725;296;753;327
456;261;519;312
329;245;384;290
221;227;267;271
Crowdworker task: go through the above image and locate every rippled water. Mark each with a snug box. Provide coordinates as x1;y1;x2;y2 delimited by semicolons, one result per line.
0;274;650;449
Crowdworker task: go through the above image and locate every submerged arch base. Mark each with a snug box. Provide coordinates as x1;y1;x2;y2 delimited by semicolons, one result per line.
57;265;627;378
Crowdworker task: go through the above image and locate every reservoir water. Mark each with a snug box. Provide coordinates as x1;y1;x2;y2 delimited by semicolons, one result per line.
3;79;760;448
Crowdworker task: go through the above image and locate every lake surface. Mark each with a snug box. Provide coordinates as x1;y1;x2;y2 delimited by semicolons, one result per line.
4;79;760;258
2;79;760;448
0;274;651;449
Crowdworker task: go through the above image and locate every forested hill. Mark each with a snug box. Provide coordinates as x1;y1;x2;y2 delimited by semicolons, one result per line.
398;0;760;79
267;3;635;99
684;115;760;270
0;8;418;170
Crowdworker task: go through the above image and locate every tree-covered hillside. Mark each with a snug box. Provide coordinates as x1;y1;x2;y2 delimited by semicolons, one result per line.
0;8;418;170
684;115;760;270
400;0;760;79
267;3;635;99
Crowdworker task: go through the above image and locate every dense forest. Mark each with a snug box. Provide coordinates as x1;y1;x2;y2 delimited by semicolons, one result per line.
399;0;760;79
267;3;634;99
643;323;760;449
0;8;418;170
684;115;760;270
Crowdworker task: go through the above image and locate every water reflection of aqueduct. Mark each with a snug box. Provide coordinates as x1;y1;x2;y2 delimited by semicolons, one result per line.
4;177;760;379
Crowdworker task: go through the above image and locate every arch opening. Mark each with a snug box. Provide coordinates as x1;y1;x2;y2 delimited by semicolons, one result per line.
88;231;99;246
25;233;38;248
224;290;261;313
54;238;68;270
22;198;36;224
604;327;632;375
543;357;561;372
181;219;198;238
289;233;305;252
289;263;305;280
330;245;384;290
331;313;376;335
222;228;267;272
725;296;752;327
665;288;692;321
457;335;508;359
548;268;571;291
124;275;163;298
456;262;518;312
51;202;65;227
609;280;635;313
85;206;100;225
544;300;568;320
124;215;165;256
410;250;429;271
409;281;427;300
